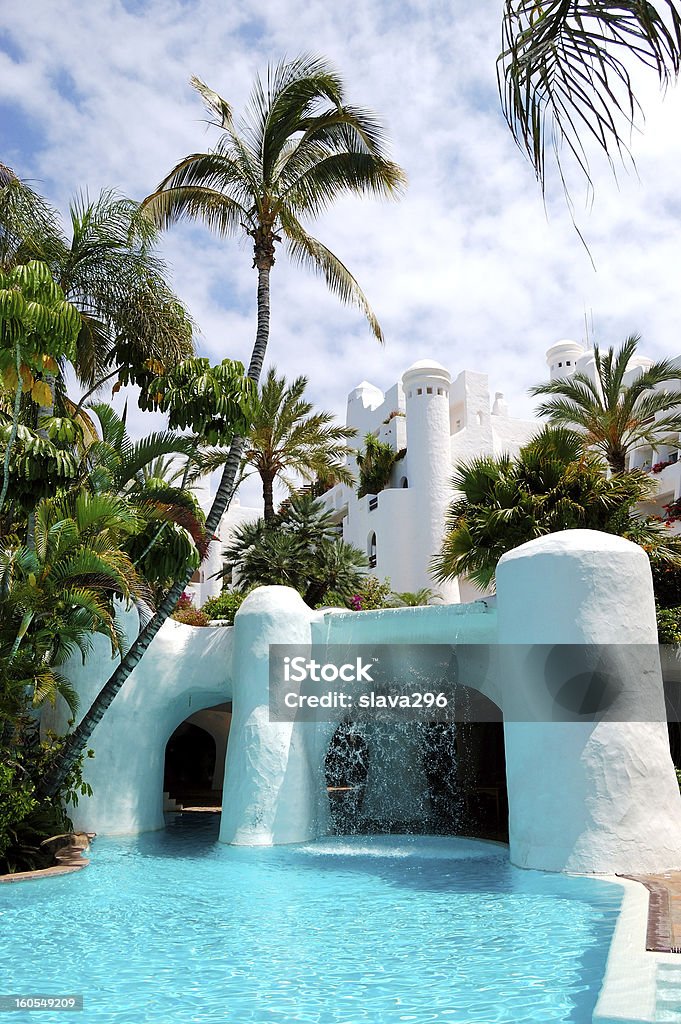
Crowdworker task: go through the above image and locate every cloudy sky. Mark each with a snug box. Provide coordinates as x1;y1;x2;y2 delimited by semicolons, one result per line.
2;0;681;508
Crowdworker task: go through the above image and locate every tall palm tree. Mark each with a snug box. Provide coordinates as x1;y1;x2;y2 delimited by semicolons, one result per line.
35;55;405;801
433;425;677;592
498;1;681;191
530;334;681;473
238;368;355;521
142;55;405;379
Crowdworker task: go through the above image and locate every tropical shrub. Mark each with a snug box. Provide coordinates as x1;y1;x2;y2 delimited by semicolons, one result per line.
222;494;368;607
356;434;405;498
347;576;394;611
201;590;249;624
435;426;681;593
657;606;681;646
171;593;209;627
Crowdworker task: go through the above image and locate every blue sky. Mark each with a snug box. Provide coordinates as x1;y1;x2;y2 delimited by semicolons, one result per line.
2;0;681;508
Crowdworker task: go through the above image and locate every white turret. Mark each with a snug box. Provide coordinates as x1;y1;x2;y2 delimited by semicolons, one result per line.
402;360;459;601
545;340;584;381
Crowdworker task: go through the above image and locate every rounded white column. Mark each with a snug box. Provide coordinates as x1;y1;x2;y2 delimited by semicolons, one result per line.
402;361;459;602
219;586;330;845
497;529;681;873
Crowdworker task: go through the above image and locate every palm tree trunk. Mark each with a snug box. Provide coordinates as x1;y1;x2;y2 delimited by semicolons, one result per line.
36;259;274;801
262;471;276;523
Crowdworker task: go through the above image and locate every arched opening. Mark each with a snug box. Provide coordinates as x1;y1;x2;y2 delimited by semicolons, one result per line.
399;476;408;488
368;531;377;569
163;702;232;814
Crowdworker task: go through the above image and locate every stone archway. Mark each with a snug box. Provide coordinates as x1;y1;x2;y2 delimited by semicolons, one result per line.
164;703;232;812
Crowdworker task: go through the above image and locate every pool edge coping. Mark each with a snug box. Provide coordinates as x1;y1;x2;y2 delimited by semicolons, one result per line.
592;875;678;1024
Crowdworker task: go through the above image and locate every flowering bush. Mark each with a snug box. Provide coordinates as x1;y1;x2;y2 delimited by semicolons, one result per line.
172;592;209;626
652;460;673;473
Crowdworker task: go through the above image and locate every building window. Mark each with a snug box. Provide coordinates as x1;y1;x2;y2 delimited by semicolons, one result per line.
427;387;432;394
558;362;562;367
368;532;377;568
437;388;443;395
399;476;408;488
417;388;423;395
566;361;571;366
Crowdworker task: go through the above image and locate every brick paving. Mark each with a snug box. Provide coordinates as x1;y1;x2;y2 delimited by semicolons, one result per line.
622;872;681;953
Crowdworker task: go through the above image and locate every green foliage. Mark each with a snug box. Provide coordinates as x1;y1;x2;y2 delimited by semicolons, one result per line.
499;1;681;192
0;725;93;874
652;563;681;610
223;493;368;607
201;590;248;624
348;575;394;611
434;426;681;593
657;606;681;646
0;260;80;369
0;760;37;862
139;358;255;445
356;433;404;498
388;587;441;607
83;403;210;603
530;335;681;474
0;175;196;393
239;367;355;521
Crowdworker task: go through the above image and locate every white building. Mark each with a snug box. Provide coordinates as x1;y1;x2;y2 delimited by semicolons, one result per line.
547;339;681;522
199;359;536;606
193;341;681;608
316;360;537;603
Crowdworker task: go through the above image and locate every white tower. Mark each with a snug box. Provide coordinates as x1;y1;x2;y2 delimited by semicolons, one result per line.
545;340;584;381
402;360;459;602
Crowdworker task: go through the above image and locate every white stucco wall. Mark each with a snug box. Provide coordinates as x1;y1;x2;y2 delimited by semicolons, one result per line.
50;608;234;836
60;529;681;876
497;529;681;874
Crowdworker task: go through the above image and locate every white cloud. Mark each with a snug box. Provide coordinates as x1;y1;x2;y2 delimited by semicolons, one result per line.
3;0;681;499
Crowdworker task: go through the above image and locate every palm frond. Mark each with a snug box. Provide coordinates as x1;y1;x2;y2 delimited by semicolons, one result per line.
282;212;384;341
499;1;681;190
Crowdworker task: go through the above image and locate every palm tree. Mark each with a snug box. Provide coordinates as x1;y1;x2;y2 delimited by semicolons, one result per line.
356;433;405;498
35;55;405;802
238;368;355;521
530;334;681;473
434;425;677;592
0;490;147;739
498;1;681;191
82;403;209;601
0;169;195;399
222;493;367;606
142;55;406;381
0;261;81;512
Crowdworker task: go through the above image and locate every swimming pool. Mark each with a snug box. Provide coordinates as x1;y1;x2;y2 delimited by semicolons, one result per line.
1;815;623;1024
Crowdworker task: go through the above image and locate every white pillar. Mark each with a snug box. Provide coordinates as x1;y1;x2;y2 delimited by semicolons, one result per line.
219;587;330;845
497;529;681;873
402;361;459;602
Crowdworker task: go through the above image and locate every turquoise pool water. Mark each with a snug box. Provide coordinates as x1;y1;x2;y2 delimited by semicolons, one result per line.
1;815;622;1024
